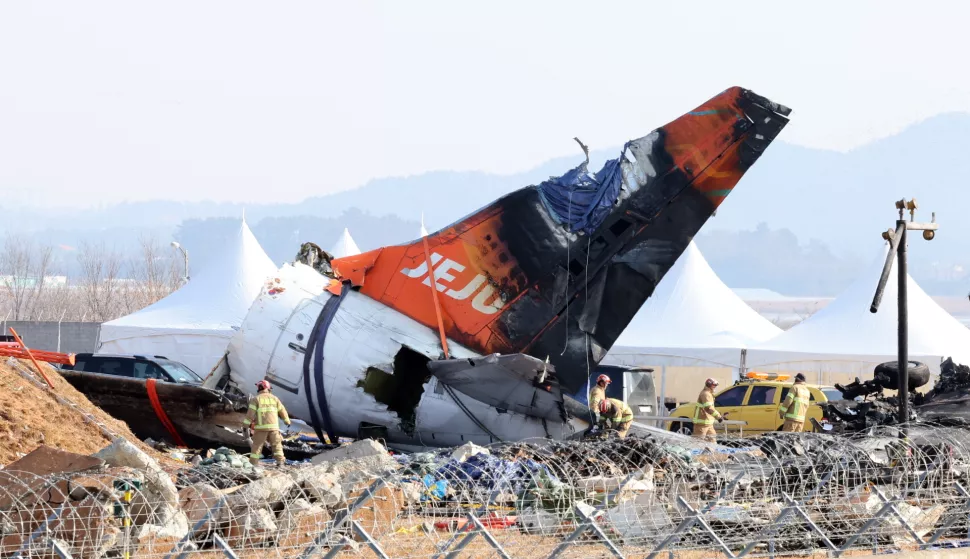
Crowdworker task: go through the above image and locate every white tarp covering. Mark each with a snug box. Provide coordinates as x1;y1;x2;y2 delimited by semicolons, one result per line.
746;244;970;377
98;219;277;376
603;241;782;372
328;228;361;258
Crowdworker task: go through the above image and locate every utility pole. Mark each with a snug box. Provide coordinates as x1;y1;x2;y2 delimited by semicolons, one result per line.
870;198;937;429
171;241;190;285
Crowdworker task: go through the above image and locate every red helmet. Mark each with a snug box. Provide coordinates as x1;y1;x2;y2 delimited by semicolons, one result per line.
256;380;272;392
596;374;612;385
705;378;719;388
599;399;612;414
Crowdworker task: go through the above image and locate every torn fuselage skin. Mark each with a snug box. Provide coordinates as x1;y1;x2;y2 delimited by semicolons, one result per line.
223;265;579;450
356;346;432;436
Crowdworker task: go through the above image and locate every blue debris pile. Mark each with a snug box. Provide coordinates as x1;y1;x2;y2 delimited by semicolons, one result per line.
420;474;448;502
435;452;557;496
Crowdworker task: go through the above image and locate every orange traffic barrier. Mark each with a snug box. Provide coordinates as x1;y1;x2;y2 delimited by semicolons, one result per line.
0;346;76;366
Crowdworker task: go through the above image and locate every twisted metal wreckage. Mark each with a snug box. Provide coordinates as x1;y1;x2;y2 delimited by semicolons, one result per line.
48;85;793;455
187;86;794;452
821;358;970;433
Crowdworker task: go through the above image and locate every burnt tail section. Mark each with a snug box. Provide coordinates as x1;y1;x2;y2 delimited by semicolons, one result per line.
493;88;790;393
333;87;789;396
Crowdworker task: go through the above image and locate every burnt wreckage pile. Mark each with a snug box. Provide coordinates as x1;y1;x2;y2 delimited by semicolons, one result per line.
820;357;970;432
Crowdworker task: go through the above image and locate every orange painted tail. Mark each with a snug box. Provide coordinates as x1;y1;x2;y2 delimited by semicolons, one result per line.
332;87;790;393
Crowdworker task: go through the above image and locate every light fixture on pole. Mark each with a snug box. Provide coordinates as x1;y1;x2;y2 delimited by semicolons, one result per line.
870;198;938;431
171;241;189;285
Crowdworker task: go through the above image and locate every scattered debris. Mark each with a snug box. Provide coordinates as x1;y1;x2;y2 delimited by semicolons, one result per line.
820;357;970;432
451;441;490;463
294;242;336;278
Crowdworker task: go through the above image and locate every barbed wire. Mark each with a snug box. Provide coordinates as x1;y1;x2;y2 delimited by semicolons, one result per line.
4;428;970;558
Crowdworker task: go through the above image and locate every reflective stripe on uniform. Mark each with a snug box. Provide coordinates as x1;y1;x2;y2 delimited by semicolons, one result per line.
693;404;714;425
781;385;810;421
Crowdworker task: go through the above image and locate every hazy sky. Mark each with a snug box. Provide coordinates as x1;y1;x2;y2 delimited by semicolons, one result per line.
2;1;968;209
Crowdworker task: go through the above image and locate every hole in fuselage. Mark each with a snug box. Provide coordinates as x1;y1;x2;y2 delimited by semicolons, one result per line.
355;346;431;436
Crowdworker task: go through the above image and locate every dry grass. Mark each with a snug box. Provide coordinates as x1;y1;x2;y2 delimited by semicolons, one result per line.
0;359;177;467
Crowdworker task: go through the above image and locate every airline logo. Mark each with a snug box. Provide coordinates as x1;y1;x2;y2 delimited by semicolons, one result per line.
401;253;505;315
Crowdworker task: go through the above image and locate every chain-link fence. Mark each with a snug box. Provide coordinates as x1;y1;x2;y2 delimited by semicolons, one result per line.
6;425;970;558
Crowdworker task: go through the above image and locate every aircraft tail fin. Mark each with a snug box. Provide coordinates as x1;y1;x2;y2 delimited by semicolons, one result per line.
332;87;790;392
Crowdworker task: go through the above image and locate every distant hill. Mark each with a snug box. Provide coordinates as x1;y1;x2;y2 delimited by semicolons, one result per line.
3;112;969;295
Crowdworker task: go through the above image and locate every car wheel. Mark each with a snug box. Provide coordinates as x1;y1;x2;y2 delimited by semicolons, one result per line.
874;361;931;390
669;418;692;435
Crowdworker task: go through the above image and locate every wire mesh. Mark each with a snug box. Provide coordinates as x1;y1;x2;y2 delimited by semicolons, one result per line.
4;428;970;558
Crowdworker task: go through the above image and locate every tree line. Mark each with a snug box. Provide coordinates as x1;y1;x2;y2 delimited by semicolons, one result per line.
0;236;181;322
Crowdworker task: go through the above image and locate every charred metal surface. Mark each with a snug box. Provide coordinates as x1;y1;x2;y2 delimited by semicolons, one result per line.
58;370;248;448
427;353;565;421
332;87;790;395
492;88;791;393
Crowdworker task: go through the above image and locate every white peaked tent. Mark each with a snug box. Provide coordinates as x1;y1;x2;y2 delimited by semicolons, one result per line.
329;228;361;258
604;241;783;372
98;219;278;376
746;244;970;377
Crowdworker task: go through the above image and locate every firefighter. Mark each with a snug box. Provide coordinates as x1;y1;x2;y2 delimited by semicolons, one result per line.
589;374;611;422
693;378;724;442
598;397;634;439
244;380;292;467
779;373;810;432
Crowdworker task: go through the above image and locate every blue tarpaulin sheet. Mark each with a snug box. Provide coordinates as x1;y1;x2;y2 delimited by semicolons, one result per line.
421;474;448;501
536;149;626;234
435;453;557;494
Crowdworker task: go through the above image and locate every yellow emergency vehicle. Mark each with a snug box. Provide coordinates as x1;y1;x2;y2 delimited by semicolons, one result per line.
665;373;844;435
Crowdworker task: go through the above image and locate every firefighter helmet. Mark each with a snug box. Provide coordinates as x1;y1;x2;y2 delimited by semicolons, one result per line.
596;374;612;385
255;380;272;392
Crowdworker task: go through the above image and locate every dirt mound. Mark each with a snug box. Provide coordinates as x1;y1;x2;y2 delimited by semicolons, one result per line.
0;358;174;467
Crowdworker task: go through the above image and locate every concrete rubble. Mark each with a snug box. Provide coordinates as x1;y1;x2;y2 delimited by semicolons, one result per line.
0;437;400;558
2;417;970;556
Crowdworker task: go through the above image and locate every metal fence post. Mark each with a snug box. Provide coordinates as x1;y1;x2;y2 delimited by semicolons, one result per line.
211;534;240;559
736;457;846;558
301;477;386;559
168;496;227;559
50;540;74;559
645;471;746;559
351;520;392;559
12;502;68;559
546;472;638;559
923;483;970;547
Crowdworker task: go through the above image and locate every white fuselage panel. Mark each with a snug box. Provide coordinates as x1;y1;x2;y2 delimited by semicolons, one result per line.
226;263;579;449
